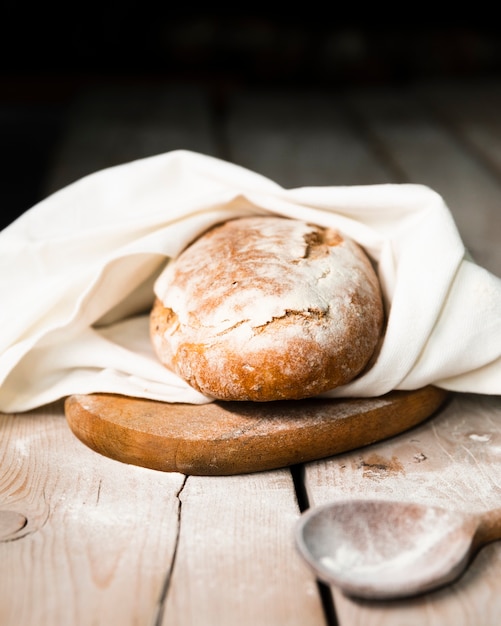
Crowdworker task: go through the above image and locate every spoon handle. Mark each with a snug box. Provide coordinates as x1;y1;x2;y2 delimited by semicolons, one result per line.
473;507;501;549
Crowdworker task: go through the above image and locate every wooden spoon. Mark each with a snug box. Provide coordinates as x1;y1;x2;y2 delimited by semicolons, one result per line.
295;499;501;600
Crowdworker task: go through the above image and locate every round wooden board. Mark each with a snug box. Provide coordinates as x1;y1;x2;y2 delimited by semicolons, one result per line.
64;386;449;475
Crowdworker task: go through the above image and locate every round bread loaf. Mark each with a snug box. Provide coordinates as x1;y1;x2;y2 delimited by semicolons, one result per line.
150;215;384;401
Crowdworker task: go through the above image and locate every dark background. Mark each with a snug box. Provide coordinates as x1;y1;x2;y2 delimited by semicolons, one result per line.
1;8;501;230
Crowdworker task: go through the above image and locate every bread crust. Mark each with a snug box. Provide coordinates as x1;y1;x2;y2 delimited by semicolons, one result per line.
150;216;384;401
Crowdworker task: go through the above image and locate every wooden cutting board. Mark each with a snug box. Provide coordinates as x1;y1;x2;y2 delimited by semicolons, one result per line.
64;386;449;475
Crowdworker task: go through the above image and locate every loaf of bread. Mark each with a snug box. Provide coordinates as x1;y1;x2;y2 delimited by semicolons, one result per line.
150;215;384;401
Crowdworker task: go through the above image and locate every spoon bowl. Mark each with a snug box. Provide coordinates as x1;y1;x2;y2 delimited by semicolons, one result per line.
295;499;501;600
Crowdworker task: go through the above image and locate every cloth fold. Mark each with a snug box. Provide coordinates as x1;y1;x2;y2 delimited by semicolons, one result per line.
1;149;500;412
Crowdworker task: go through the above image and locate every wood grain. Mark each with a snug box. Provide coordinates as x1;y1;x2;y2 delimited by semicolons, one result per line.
225;89;394;187
19;82;328;626
222;82;501;625
300;81;501;626
347;83;501;276
304;393;501;625
161;471;325;626
0;510;27;540
43;83;217;195
64;387;448;475
0;402;184;626
3;79;501;626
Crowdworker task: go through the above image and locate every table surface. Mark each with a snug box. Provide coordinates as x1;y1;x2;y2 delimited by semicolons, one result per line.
1;77;501;626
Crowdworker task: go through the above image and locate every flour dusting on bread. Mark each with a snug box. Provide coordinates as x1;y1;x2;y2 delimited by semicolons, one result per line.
150;215;384;401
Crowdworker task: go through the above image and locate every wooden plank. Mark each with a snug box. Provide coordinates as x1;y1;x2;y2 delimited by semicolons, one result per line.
0;83;222;626
223;88;406;624
346;84;501;276
0;402;185;626
417;79;501;178
262;84;501;624
1;82;327;625
304;394;501;516
5;79;501;626
43;82;217;195
134;85;328;625
304;393;501;626
225;88;393;187
161;472;325;626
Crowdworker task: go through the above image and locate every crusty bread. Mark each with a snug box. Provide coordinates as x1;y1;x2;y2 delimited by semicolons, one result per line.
150;215;384;401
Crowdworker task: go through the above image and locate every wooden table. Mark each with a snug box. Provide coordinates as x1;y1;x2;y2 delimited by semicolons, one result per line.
1;78;501;625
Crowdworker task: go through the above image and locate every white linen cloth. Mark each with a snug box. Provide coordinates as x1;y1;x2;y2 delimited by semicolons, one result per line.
1;149;500;413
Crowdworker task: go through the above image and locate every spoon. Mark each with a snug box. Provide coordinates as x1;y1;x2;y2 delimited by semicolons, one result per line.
295;499;501;600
